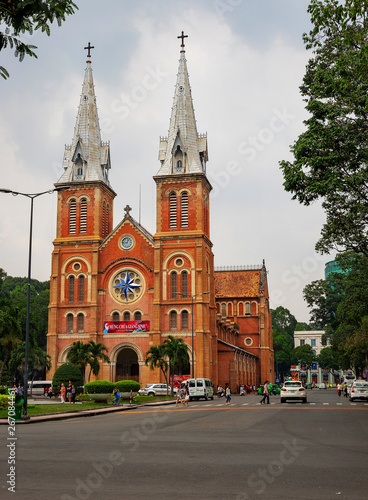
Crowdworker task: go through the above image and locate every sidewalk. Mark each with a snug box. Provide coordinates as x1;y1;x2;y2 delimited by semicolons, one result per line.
0;399;176;424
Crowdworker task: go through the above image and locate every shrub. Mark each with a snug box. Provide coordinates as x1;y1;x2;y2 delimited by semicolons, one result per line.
0;386;7;395
114;380;140;392
0;394;10;408
84;380;114;394
52;363;83;394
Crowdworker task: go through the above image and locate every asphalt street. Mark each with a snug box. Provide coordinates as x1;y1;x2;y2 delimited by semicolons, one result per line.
1;390;367;500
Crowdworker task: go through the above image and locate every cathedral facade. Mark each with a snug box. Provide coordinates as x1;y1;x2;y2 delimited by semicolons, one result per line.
47;40;274;389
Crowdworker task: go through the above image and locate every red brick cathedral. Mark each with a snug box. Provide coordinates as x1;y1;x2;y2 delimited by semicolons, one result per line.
47;39;274;389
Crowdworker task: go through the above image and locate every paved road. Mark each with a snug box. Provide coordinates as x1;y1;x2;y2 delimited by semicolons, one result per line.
1;390;367;500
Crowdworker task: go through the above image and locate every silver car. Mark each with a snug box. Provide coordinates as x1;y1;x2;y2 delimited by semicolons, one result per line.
349;381;368;402
280;380;307;403
138;384;171;396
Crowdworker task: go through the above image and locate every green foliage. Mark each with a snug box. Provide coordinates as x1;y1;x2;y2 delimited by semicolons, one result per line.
67;340;110;385
0;0;78;79
280;0;368;255
145;344;169;386
52;362;83;394
0;394;10;408
317;347;340;373
114;380;140;392
291;344;317;369
84;380;114;394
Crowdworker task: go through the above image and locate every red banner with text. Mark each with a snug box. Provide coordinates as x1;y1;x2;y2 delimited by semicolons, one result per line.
103;321;150;333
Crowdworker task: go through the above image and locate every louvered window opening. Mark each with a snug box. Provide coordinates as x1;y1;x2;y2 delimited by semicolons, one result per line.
124;312;130;321
181;192;188;228
78;275;85;302
134;311;142;321
181;271;188;298
69;199;76;234
67;314;73;333
77;313;84;332
170;192;177;228
171;272;177;299
80;198;87;233
112;312;119;321
102;203;106;238
68;276;75;303
170;311;177;330
181;310;189;330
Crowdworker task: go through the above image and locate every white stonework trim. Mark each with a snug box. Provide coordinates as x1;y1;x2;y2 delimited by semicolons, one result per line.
162;250;195;301
61;255;92;303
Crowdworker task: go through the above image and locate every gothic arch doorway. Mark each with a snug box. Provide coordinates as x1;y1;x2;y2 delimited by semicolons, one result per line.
116;348;139;382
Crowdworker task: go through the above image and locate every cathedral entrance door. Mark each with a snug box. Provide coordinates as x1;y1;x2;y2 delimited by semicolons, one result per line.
116;348;139;382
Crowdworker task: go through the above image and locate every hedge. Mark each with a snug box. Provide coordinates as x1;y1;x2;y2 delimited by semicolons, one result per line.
114;380;140;392
52;363;84;394
84;380;114;394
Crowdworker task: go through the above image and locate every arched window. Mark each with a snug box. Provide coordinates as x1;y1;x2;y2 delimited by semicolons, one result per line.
123;311;130;321
67;314;74;333
245;302;251;315
77;313;84;333
181;271;188;298
80;198;87;234
181;310;189;330
171;271;177;299
221;303;226;317
169;192;177;228
69;199;76;234
238;303;244;316
102;202;106;238
170;311;177;330
134;311;142;321
228;303;233;316
181;191;188;228
68;276;75;303
78;275;85;302
105;204;109;236
112;312;119;321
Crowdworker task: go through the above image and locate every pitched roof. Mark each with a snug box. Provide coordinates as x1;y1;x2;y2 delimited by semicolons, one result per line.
215;269;263;298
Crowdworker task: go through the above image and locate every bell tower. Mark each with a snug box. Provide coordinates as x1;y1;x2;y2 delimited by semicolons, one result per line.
153;33;217;381
47;45;116;377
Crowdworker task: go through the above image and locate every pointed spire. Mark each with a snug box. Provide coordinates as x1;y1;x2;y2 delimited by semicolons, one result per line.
57;45;111;186
157;33;208;176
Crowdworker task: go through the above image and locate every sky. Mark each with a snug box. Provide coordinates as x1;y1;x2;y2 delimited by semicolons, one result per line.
0;0;331;323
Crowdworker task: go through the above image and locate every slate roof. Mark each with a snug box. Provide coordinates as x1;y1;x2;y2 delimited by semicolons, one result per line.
215;269;263;298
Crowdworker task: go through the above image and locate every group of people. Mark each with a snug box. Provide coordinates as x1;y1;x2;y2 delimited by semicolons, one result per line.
216;383;232;404
60;381;76;403
239;384;255;395
336;382;349;398
176;381;190;406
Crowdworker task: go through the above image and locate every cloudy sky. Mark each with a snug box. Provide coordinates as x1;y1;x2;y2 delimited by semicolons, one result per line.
0;0;330;322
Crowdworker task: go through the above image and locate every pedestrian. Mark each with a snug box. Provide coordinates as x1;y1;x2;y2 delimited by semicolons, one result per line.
176;385;184;407
184;381;190;406
66;380;73;403
239;384;245;396
343;383;348;398
225;384;231;405
113;388;120;405
260;380;270;405
60;383;66;403
337;382;342;397
71;385;76;404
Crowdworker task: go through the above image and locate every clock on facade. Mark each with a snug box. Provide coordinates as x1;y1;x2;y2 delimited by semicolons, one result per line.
121;236;133;250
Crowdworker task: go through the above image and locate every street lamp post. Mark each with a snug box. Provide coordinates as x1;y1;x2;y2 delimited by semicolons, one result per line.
0;187;66;418
177;291;210;379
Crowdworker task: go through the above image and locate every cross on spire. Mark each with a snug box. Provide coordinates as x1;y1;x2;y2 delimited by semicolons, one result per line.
124;204;132;216
177;31;188;48
84;42;94;58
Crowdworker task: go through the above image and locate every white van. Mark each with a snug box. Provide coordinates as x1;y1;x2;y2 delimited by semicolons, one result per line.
186;378;214;401
27;380;52;396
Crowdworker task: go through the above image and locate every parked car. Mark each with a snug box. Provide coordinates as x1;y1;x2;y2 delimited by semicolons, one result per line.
349;381;368;402
137;384;171;396
186;378;214;401
319;383;326;389
280;380;307;403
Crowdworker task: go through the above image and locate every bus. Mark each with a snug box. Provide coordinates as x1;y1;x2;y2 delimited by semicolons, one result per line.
27;380;52;396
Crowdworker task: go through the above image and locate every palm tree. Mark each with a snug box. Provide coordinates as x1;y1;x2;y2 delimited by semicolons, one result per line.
145;344;169;393
87;341;110;382
0;303;23;385
163;335;189;395
66;341;91;386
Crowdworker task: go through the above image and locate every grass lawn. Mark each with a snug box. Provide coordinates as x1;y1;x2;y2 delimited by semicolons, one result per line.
0;395;175;418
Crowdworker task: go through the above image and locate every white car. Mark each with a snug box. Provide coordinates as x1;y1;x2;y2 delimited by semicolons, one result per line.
349;381;368;402
137;384;171;396
280;381;307;403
